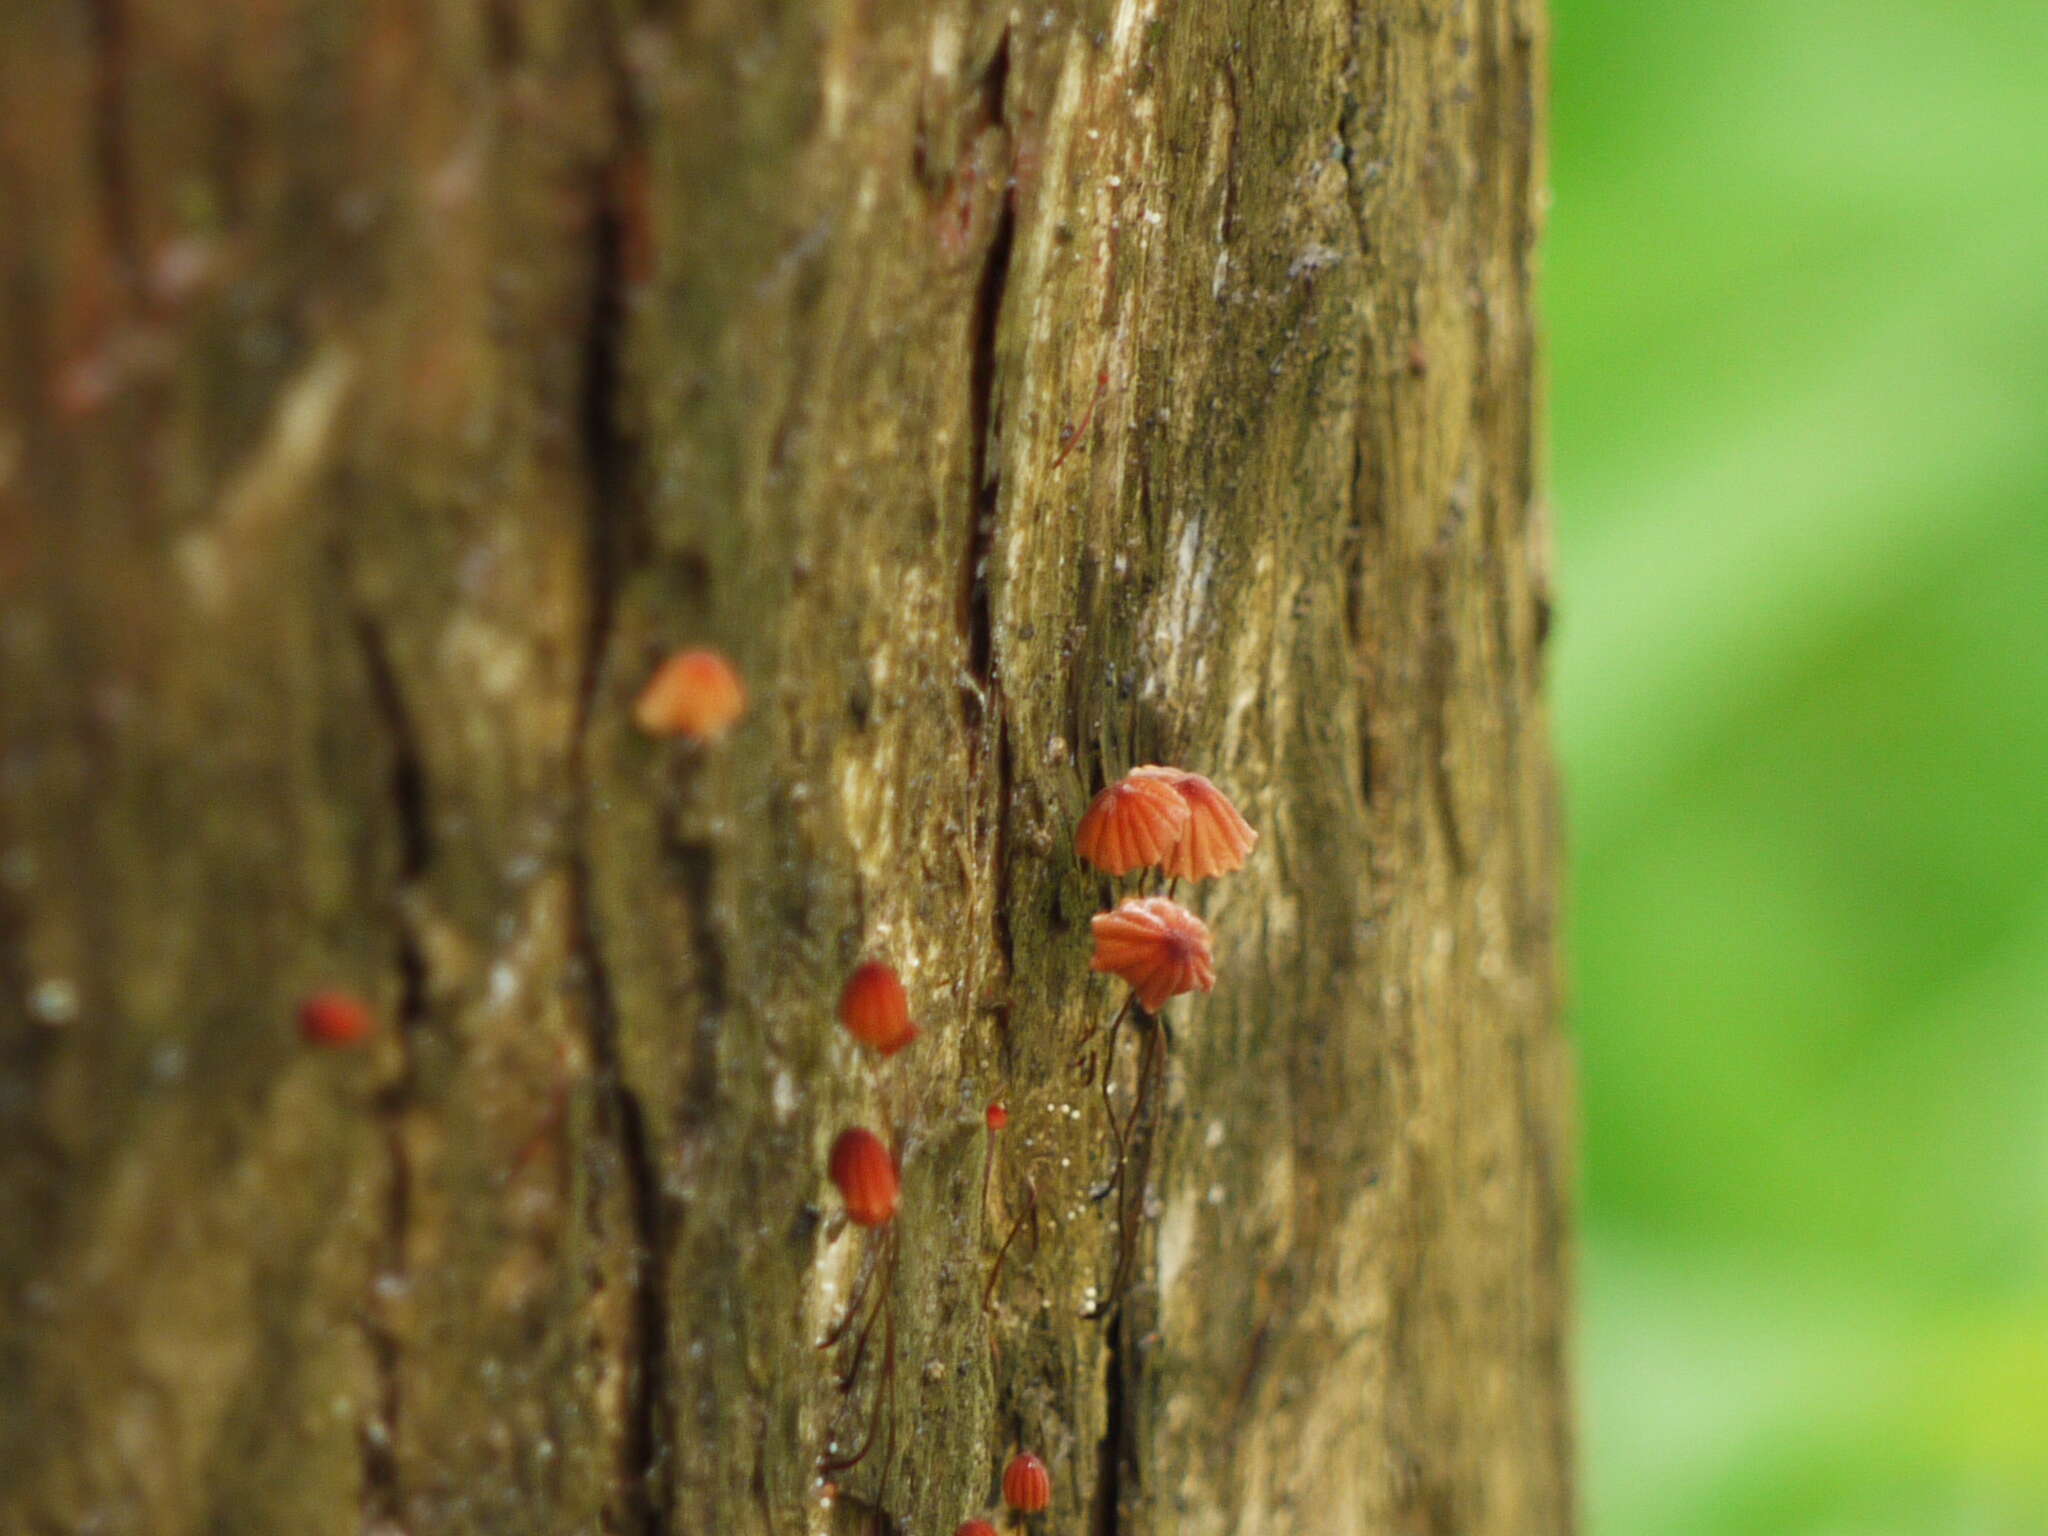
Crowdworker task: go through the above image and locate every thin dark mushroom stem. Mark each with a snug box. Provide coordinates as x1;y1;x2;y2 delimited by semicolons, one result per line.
1070;974;1123;1057
818;1223;901;1490
1108;1012;1171;1309
819;1304;897;1480
1097;994;1139;1187
978;1110;1007;1235
834;1228;896;1391
819;1224;887;1351
981;1174;1041;1316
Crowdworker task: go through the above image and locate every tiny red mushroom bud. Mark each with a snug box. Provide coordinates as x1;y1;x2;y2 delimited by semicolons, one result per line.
985;1101;1009;1132
1003;1451;1053;1514
1130;766;1258;880
837;961;919;1057
828;1128;899;1228
1090;896;1216;1013
955;1523;1000;1536
634;648;746;741
297;990;375;1047
1074;769;1191;877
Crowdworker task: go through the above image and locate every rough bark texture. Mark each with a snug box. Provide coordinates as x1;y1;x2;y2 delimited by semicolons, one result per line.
0;1;1565;1532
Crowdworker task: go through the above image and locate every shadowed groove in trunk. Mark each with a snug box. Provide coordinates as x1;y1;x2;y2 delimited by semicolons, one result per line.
348;607;431;1525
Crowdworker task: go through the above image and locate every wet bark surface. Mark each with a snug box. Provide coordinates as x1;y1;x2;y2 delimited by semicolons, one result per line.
0;1;1566;1531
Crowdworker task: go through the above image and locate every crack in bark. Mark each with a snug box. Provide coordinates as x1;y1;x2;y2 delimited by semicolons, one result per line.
567;852;672;1536
350;611;430;1529
572;38;672;1528
0;830;68;1294
1094;1009;1177;1535
1334;3;1387;831
353;620;434;885
1333;3;1377;256
580;21;651;705
960;37;1013;703
85;0;139;282
1345;437;1377;810
1424;514;1471;876
0;812;39;1032
1092;1308;1130;1536
961;34;1018;1045
483;0;522;73
660;829;729;1020
1217;60;1243;248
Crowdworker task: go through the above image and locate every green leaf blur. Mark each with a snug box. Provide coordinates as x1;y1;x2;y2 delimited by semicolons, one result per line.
1550;1;2048;1531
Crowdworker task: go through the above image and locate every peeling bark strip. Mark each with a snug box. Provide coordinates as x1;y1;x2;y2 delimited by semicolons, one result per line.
0;2;1564;1534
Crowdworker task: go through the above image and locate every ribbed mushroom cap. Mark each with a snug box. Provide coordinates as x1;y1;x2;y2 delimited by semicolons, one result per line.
1003;1452;1052;1513
1090;896;1216;1013
1074;770;1191;876
1131;766;1258;880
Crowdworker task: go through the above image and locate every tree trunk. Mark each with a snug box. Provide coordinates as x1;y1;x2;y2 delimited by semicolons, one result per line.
0;1;1565;1532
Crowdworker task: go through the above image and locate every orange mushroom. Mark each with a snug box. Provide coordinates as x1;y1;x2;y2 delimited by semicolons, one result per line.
1089;896;1215;1013
828;1128;899;1228
1074;769;1190;877
297;990;375;1047
1003;1451;1052;1514
1131;766;1258;880
837;961;919;1057
633;648;746;741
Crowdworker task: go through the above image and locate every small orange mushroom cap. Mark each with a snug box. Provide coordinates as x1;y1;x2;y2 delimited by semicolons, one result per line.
1003;1451;1053;1514
1131;766;1258;880
985;1101;1009;1132
1074;770;1191;876
1090;896;1215;1013
828;1127;899;1228
634;648;746;741
297;990;375;1047
955;1523;1000;1536
838;961;919;1057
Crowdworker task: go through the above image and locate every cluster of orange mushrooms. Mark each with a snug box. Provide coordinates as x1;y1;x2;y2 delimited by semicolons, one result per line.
1078;763;1256;1001
823;746;1256;1525
298;646;1257;1529
818;761;1253;1527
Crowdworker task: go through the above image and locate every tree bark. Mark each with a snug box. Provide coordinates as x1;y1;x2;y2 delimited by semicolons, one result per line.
0;1;1565;1532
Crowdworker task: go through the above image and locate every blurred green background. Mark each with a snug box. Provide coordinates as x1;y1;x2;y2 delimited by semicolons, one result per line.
1548;1;2048;1531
